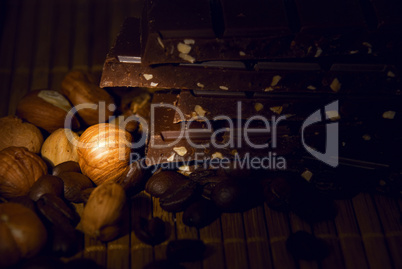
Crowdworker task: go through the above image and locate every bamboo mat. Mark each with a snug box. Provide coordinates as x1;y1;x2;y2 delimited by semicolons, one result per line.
1;1;401;268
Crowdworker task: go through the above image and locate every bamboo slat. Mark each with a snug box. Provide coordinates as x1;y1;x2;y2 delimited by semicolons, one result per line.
334;200;369;269
2;1;402;269
313;220;345;269
30;0;53;90
73;202;85;259
352;193;393;269
71;0;90;71
7;0;38;115
107;201;131;269
199;217;226;269
288;212;318;269
152;197;176;261
89;0;110;75
0;0;19;116
264;204;296;269
221;212;249;269
128;0;144;18
243;206;273;269
83;238;107;267
108;0;131;50
373;194;402;268
130;192;154;269
49;0;72;90
175;212;202;269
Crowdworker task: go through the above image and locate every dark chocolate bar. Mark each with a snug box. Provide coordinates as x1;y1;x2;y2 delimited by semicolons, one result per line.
370;0;402;33
141;0;292;65
172;90;331;123
144;89;402;166
173;90;402;123
101;18;400;93
145;91;301;166
136;0;402;65
295;0;365;34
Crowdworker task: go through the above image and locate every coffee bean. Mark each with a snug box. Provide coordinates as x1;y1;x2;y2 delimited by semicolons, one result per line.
159;181;199;212
211;179;262;212
80;187;94;204
116;161;151;197
197;175;229;200
36;193;80;227
189;169;218;183
8;195;37;213
49;224;83;257
182;199;221;228
286;231;329;260
133;217;169;245
216;163;254;180
201;182;217;200
166;239;206;262
289;180;337;222
29;175;64;201
263;176;292;212
58;172;93;203
52;161;81;177
145;171;188;197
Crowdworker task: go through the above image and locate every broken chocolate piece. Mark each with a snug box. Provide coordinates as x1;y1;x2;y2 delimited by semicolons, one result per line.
101;18;400;94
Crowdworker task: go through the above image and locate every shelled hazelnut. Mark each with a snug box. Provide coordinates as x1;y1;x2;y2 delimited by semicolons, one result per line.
77;123;132;185
41;128;80;167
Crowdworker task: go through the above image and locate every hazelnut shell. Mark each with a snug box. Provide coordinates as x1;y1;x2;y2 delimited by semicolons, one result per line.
16;90;80;133
0;147;48;199
77;123;132;185
0;116;43;153
61;70;115;125
80;182;126;241
0;203;47;259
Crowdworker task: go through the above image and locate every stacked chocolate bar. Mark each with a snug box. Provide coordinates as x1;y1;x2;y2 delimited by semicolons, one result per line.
101;0;402;194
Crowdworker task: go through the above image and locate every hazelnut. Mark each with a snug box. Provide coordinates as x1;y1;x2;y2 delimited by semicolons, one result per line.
16;90;80;133
0;203;47;267
0;147;48;199
0;116;43;153
80;182;126;241
61;70;115;125
41;128;79;167
77;123;132;185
